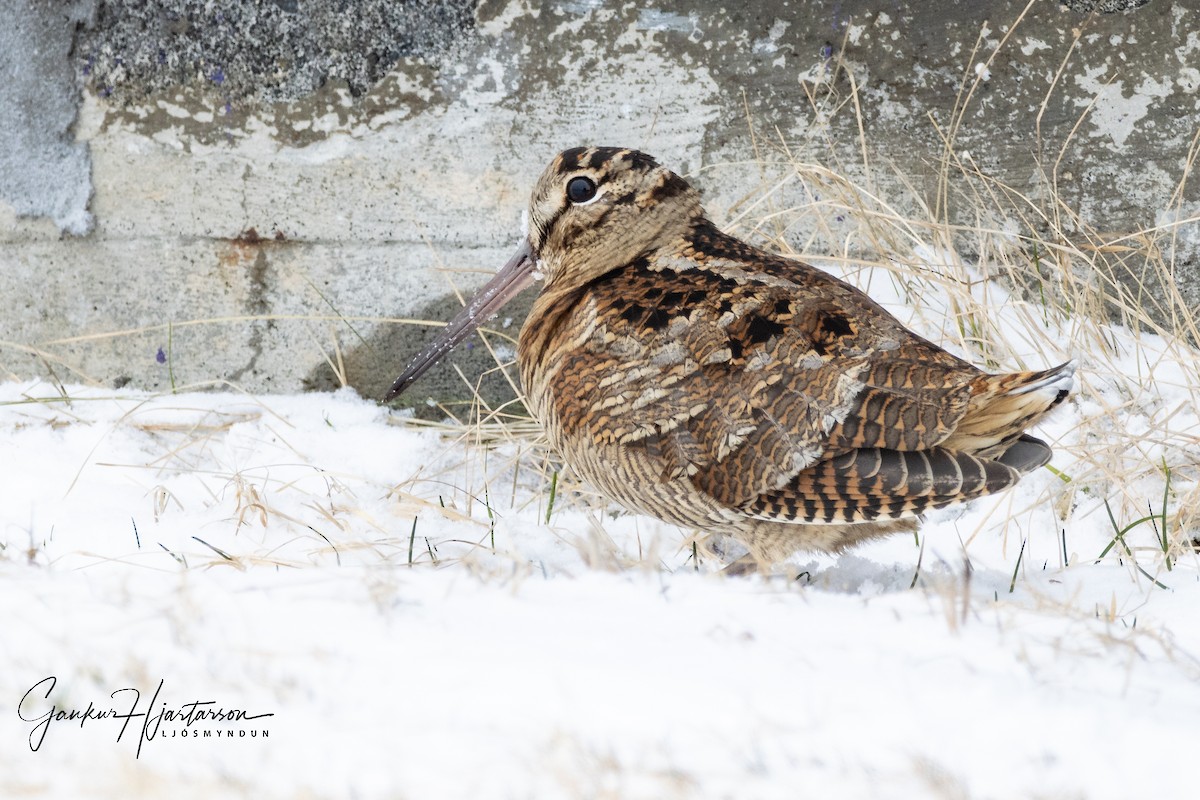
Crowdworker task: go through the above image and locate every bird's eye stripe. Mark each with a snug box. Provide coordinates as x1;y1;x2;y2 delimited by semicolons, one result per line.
610;189;638;206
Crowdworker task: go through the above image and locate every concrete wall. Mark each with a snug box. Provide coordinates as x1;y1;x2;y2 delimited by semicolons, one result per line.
1;0;1195;407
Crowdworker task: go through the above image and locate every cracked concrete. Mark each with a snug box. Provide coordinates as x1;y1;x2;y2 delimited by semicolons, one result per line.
0;0;1195;412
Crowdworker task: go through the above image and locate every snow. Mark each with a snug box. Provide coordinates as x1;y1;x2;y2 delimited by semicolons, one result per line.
3;266;1199;797
3;371;1198;798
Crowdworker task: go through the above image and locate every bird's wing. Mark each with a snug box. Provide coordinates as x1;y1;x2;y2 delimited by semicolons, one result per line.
549;252;985;509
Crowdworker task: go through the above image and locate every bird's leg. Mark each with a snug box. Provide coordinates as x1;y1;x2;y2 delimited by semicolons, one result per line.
721;553;761;577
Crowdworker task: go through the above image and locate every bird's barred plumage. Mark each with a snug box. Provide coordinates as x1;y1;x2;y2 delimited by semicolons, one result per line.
388;146;1073;572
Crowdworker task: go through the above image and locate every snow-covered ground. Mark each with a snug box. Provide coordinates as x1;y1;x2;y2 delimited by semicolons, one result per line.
2;365;1198;798
4;252;1200;798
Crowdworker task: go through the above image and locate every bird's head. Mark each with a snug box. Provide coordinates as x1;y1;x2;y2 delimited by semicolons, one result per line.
385;147;702;401
526;146;702;286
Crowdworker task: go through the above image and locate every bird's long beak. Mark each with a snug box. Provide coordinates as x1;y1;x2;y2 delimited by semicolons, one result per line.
384;239;538;402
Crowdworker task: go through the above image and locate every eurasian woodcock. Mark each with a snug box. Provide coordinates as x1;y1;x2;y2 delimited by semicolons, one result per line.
386;147;1073;573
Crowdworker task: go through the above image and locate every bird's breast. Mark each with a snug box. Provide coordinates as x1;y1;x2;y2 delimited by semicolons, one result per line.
517;286;593;448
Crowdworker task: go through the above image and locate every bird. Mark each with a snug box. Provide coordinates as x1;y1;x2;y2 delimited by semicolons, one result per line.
386;146;1073;574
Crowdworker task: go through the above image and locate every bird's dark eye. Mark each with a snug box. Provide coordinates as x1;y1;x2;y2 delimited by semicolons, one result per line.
566;176;597;204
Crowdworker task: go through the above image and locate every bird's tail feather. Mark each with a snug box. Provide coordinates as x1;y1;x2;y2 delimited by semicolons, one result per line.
944;361;1074;457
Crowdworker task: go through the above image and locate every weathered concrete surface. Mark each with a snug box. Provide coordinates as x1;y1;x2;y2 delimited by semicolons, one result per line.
0;0;96;234
1;0;1196;410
